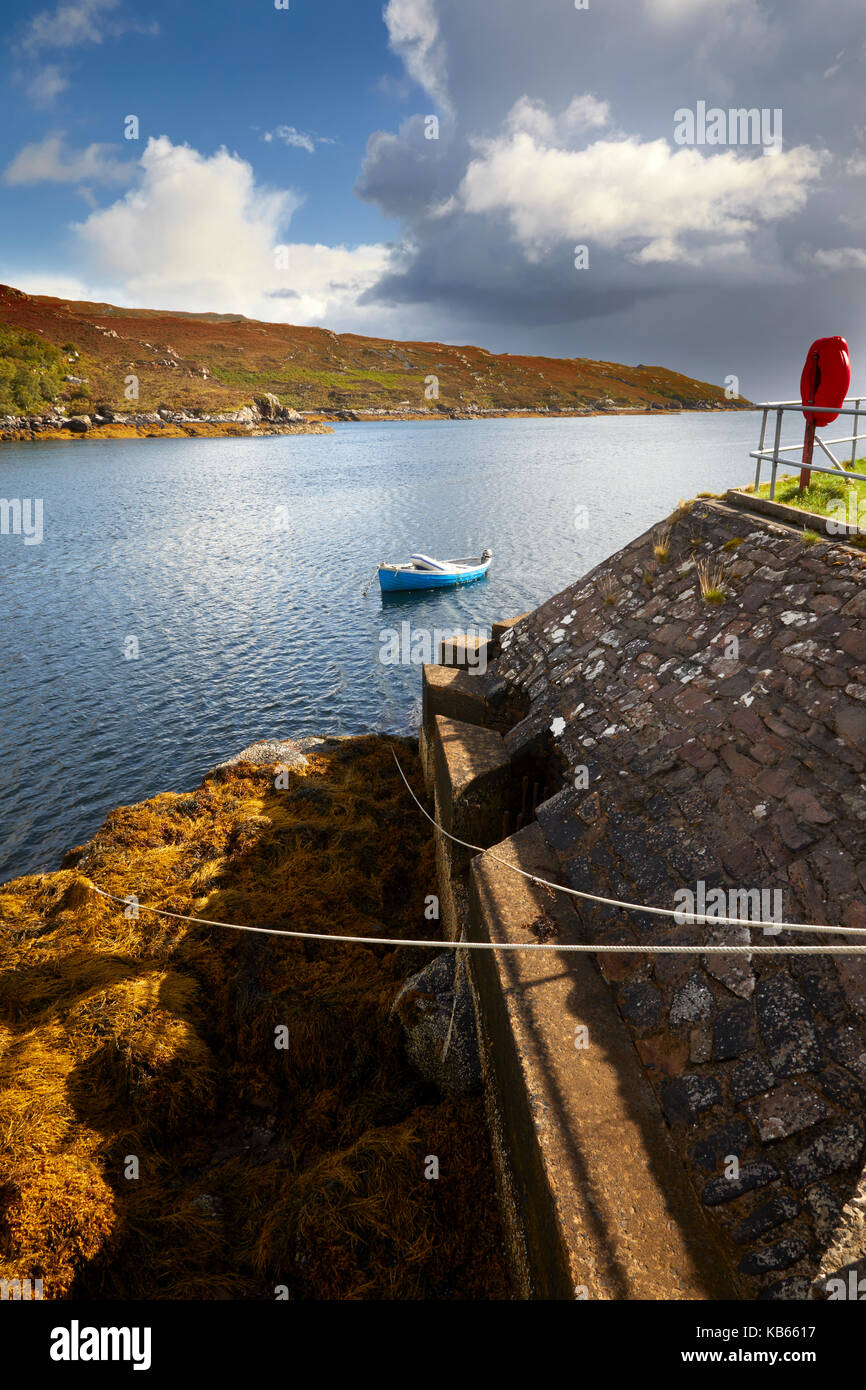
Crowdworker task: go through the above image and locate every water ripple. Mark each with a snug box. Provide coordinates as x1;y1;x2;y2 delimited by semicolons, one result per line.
0;413;757;880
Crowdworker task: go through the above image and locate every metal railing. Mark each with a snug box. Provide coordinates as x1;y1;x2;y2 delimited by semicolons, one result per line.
751;396;866;500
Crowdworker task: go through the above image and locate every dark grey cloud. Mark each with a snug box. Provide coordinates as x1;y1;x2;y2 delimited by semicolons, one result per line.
360;0;866;397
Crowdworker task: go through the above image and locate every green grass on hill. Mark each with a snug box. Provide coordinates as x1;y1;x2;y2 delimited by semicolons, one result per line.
0;326;68;415
209;362;420;395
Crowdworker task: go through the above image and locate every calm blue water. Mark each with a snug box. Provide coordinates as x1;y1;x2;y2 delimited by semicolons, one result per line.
0;412;759;882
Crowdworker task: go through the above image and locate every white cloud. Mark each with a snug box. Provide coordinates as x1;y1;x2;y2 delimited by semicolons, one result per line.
560;95;613;134
4;134;134;186
642;0;774;79
16;1;158;108
458;102;824;266
70;136;393;326
645;0;765;30
813;246;866;270
18;0;120;52
502;95;612;144
25;64;69;106
262;126;335;154
1;269;110;303
373;72;411;102
383;0;451;114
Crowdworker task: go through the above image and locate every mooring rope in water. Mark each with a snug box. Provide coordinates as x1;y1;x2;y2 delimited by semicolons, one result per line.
361;565;380;597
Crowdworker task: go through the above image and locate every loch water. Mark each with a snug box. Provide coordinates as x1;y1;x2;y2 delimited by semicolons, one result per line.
0;411;760;881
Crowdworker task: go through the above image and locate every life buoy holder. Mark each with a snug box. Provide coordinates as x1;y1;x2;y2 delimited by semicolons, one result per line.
799;336;851;488
800;336;851;428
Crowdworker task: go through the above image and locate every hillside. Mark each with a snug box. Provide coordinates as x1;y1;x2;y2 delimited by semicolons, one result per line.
0;283;750;424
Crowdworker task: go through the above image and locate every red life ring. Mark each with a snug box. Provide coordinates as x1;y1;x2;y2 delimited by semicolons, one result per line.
800;336;851;427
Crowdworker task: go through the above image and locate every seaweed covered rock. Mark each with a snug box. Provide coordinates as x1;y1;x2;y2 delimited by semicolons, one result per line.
211;735;332;773
392;952;481;1095
0;735;509;1299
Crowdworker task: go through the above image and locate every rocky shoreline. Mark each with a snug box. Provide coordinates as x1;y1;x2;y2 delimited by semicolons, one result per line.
0;391;332;442
324;399;740;422
1;395;747;441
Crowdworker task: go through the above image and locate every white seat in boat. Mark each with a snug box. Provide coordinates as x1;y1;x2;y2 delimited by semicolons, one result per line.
409;553;451;573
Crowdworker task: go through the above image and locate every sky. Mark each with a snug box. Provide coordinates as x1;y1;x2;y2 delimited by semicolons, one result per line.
1;0;865;398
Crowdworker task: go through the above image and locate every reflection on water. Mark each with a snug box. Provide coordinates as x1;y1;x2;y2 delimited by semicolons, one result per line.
0;411;757;880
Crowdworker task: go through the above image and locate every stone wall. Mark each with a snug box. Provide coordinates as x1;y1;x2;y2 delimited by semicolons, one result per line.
481;498;866;1298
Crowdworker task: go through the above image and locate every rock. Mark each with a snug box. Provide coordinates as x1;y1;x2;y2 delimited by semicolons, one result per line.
211;736;331;773
787;1120;865;1187
254;392;281;420
732;1054;776;1102
618;979;663;1031
660;1073;722;1123
739;1235;807;1275
758;1277;811;1300
254;393;303;424
391;952;481;1095
756;973;821;1076
670;973;715;1026
833;702;866;749
66;415;91;432
733;1193;800;1244
818;1062;866;1109
692;1120;752;1174
702;926;755;998
807;1164;866;1290
837;960;866;1017
234;404;259;425
804;1183;842;1243
712;1000;757;1060
702;1161;780;1206
742;1080;828;1142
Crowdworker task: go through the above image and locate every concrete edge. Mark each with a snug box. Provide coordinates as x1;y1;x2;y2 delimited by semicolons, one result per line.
423;704;740;1299
467;823;741;1301
726;487;859;537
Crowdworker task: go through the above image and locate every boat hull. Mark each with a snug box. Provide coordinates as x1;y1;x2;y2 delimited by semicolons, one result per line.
378;561;491;592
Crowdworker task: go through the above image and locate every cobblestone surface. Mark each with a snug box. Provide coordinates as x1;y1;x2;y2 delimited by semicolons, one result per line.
484;499;866;1298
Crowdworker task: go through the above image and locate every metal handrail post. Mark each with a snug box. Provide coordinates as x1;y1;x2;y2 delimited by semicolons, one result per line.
754;407;768;492
770;408;783;499
852;399;862;470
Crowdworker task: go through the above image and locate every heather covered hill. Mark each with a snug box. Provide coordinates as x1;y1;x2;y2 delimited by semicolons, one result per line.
0;283;749;421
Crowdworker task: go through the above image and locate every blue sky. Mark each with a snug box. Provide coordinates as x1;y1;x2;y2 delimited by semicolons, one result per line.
2;0;866;396
2;1;405;268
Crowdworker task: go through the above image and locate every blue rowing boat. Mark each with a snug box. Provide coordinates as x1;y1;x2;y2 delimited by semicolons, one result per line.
378;548;493;592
